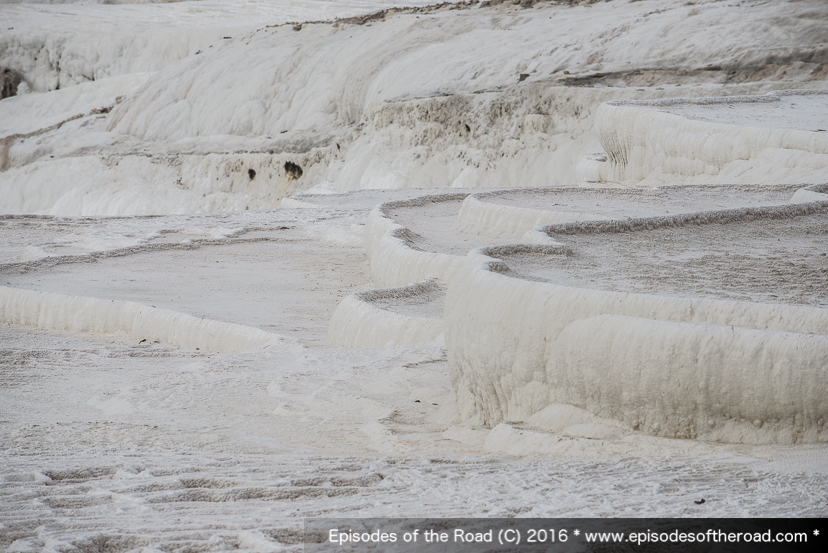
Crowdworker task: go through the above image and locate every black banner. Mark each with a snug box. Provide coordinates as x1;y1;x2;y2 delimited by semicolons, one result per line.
303;518;823;552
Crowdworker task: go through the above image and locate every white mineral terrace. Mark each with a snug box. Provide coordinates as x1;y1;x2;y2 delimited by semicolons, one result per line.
582;90;828;185
324;182;828;442
2;0;828;547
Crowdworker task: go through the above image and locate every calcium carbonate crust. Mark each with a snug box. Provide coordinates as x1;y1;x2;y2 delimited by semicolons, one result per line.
445;198;828;445
365;194;471;287
583;90;828;186
329;279;444;348
0;285;291;354
357;185;827;444
456;183;808;239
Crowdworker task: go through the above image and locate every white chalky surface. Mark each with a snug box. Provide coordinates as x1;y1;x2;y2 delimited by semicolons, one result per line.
513;212;828;308
3;196;828;551
660;93;828;131
470;184;800;220
2;0;828;549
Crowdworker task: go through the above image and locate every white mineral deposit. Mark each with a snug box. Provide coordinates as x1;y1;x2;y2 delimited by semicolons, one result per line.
1;0;827;549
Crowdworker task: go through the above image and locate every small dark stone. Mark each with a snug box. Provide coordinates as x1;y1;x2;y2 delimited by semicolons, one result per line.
248;168;256;180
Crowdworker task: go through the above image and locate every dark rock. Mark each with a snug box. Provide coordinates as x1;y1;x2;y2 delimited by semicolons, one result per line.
1;67;21;99
284;161;303;180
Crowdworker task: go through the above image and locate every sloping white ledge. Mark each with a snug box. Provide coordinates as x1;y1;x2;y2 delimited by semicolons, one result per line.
0;286;289;354
445;203;828;444
329;279;444;349
530;197;828;237
365;194;469;288
458;192;609;238
791;183;828;204
588;90;828;185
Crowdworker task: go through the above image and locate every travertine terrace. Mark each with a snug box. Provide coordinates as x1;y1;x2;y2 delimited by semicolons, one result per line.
2;0;828;548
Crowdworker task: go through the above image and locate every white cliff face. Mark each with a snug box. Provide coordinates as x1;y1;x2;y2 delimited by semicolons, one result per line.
2;0;828;215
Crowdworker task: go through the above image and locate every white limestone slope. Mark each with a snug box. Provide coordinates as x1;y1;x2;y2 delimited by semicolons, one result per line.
791;183;828;204
3;1;828;216
347;181;828;445
0;0;445;92
458;192;609;238
4;187;828;543
329;279;444;348
5;2;828;541
106;1;828;143
365;195;471;287
0;285;290;353
0;73;148;137
0;152;328;215
445;200;828;445
584;90;828;185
